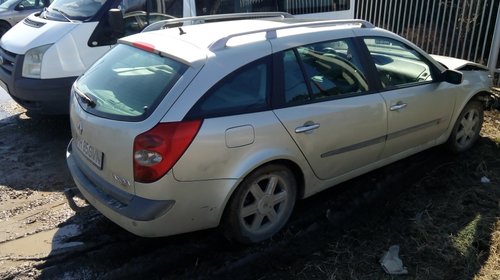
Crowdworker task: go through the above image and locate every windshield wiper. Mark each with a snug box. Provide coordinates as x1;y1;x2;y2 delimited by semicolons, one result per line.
75;90;96;108
51;8;75;22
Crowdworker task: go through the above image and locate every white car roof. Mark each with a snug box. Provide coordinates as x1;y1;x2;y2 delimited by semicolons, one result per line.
119;18;376;66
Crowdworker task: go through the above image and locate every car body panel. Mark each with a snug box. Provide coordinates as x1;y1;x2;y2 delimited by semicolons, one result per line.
431;54;489;71
172;111;312;182
273;94;387;180
379;82;456;158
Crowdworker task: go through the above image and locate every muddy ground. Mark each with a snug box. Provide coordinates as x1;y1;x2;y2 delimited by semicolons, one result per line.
0;95;499;280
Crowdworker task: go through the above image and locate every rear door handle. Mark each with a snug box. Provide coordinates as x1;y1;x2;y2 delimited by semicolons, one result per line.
295;123;320;133
390;102;408;111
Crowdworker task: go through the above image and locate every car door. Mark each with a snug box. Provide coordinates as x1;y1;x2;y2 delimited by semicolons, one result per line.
361;37;456;158
272;38;387;180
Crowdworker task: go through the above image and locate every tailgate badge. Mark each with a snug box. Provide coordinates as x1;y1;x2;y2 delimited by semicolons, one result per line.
113;174;131;187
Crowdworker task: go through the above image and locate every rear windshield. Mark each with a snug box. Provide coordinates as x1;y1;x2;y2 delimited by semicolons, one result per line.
74;44;187;121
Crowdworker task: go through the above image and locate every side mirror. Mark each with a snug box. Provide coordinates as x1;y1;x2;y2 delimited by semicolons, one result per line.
108;8;125;39
442;69;463;85
15;4;25;11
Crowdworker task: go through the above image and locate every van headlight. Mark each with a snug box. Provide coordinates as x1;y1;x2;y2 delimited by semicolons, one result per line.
22;44;52;79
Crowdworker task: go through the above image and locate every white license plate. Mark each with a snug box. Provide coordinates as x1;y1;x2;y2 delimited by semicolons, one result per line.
75;136;103;169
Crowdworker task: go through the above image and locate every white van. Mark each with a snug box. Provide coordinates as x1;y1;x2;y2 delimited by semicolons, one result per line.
0;0;354;114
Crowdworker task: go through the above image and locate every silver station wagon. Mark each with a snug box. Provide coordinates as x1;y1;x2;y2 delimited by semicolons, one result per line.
66;17;493;243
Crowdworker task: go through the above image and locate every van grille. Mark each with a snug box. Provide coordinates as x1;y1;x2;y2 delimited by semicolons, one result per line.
0;47;17;76
23;18;46;28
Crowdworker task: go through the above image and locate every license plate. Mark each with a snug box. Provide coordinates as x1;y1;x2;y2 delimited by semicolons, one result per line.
75;136;103;169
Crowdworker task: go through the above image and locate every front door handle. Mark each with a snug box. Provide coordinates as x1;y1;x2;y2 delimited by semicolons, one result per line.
390;102;408;111
295;123;320;134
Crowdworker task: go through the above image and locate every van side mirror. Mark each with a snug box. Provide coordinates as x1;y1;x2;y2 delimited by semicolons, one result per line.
442;69;463;85
108;8;125;39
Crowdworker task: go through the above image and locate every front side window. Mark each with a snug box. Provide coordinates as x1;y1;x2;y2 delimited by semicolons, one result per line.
363;37;436;89
74;44;187;120
281;38;369;105
188;57;270;119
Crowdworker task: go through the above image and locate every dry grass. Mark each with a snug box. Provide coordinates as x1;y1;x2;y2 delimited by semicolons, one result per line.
261;110;500;280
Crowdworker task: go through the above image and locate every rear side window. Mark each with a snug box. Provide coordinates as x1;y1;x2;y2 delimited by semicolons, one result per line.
74;44;187;121
187;57;271;119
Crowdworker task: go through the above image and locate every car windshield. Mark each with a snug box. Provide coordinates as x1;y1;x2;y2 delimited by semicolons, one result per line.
74;44;187;120
43;0;105;21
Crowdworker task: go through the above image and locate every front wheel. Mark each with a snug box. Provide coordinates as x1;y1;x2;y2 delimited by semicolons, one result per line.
224;164;296;244
447;100;484;153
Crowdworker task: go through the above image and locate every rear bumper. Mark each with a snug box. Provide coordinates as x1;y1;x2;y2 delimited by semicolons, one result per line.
66;139;237;237
66;139;175;222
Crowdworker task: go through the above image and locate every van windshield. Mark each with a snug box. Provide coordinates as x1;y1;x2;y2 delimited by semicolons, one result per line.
74;44;187;120
44;0;105;21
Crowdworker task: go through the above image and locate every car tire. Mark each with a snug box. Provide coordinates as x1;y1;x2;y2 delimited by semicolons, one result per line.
0;22;11;38
447;100;484;153
224;164;296;244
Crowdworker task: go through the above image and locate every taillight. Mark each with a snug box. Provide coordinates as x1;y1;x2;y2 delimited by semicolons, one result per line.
133;120;202;183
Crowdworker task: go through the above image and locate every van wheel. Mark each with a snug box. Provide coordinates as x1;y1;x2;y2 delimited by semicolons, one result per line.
224;164;296;244
447;100;483;153
0;22;10;38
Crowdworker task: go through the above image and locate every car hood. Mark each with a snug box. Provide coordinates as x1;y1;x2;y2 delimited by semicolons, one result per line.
0;13;78;54
430;54;489;71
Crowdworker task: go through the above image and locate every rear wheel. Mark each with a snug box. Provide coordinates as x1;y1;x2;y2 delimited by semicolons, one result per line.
447;100;484;153
224;164;296;244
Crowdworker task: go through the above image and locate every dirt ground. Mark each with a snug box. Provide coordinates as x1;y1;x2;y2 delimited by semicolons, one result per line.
0;98;499;280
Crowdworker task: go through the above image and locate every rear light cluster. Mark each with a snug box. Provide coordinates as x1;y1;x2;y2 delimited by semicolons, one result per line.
133;120;202;183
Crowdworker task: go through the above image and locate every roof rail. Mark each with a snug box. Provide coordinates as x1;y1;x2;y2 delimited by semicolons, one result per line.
208;19;375;51
142;12;293;33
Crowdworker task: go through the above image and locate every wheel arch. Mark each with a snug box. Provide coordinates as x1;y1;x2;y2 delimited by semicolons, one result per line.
471;90;498;110
219;158;306;224
0;20;11;27
0;20;12;37
0;20;11;29
218;158;306;243
446;90;492;135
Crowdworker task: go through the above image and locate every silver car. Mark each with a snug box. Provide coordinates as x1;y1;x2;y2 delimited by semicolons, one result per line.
66;18;494;244
0;0;51;37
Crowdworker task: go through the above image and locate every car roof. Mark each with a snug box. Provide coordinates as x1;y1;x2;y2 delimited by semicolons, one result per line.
119;18;376;66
